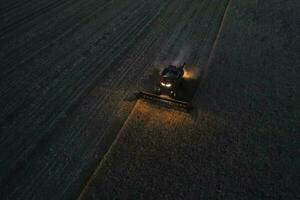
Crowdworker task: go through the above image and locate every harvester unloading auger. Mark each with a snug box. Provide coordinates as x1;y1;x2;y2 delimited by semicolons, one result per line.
136;62;193;111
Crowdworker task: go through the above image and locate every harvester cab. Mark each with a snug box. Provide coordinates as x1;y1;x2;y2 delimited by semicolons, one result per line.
157;62;186;98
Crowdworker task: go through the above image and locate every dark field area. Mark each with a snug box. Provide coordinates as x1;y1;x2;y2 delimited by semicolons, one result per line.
0;0;299;199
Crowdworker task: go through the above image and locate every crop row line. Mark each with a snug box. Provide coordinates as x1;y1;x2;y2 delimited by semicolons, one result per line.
0;2;168;198
0;0;111;77
0;0;145;185
0;0;146;164
0;0;81;37
0;0;133;120
14;1;176;198
0;0;47;14
4;0;170;198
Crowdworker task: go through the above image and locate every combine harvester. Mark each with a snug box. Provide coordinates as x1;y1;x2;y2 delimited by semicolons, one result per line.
137;62;196;112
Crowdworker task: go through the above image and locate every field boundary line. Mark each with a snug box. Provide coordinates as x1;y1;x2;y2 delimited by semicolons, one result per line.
202;0;233;79
77;101;140;199
192;0;233;104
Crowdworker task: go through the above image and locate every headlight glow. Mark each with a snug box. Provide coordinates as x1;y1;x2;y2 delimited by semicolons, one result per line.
161;82;172;88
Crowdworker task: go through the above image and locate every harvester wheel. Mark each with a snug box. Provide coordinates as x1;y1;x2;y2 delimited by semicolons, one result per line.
172;92;177;98
154;87;161;95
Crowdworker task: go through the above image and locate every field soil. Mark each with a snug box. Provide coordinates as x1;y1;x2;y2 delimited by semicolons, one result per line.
0;0;298;199
79;0;299;199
